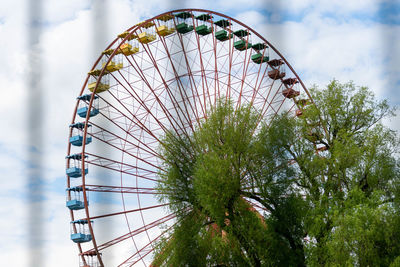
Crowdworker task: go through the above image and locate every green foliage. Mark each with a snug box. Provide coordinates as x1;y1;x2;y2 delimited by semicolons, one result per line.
301;81;400;266
152;210;212;266
324;189;400;266
154;81;400;266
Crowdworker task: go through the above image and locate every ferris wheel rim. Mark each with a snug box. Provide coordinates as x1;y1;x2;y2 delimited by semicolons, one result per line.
66;8;313;266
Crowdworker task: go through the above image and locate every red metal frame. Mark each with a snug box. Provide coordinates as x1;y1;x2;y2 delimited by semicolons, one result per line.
66;8;316;266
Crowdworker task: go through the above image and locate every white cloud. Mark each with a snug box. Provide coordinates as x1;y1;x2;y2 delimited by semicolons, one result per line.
42;0;91;24
284;0;383;16
1;1;400;266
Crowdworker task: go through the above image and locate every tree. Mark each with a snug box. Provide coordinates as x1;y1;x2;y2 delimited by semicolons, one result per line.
154;80;400;266
298;81;400;265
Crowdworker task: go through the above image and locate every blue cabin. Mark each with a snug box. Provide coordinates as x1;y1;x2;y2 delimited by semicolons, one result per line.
66;167;88;178
70;219;92;243
66;199;85;210
66;186;87;210
77;94;99;118
71;232;92;243
69;122;92;146
66;154;88;178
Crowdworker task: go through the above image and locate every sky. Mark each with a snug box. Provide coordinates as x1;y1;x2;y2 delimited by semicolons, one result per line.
0;0;399;266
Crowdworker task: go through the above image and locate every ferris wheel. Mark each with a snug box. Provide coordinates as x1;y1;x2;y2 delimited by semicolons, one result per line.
66;8;314;267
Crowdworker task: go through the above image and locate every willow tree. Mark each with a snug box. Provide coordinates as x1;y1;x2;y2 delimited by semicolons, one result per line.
299;81;400;266
154;81;400;266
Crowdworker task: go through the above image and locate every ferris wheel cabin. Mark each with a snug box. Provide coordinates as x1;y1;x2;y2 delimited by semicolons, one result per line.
214;19;232;41
66;186;87;210
66;154;88;178
80;251;101;267
268;59;286;80
175;12;194;34
156;14;176;37
195;14;213;36
251;43;269;64
88;73;110;93
77;94;99;118
138;21;157;44
69;122;92;146
70;219;92;243
65;9;313;265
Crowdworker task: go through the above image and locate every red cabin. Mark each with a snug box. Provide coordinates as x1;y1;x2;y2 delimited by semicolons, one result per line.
282;88;300;98
267;59;285;80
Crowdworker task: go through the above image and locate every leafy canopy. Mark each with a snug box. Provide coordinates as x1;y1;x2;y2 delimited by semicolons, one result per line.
154;80;400;266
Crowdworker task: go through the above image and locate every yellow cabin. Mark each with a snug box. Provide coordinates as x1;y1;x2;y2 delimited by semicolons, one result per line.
88;69;110;76
157;14;175;37
102;49;114;56
167;27;176;35
157;25;168;36
88;69;102;76
102;61;119;72
102;58;123;72
141;21;155;28
118;31;129;38
120;43;139;56
88;82;110;93
156;25;175;37
114;48;122;55
102;48;122;56
157;14;174;21
118;31;137;41
138;32;156;44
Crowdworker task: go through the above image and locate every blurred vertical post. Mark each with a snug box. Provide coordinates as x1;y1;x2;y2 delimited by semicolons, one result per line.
264;0;284;55
27;0;43;266
379;1;400;104
91;0;113;263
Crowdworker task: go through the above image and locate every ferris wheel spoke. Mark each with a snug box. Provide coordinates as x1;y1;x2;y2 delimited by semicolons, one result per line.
208;17;220;105
104;74;173;138
139;42;193;129
93;94;198;162
83;212;177;253
139;41;196;135
96;89;165;146
84;153;161;182
172;21;207;118
85;184;163;195
242;195;270;213
250;61;270;105
214;43;229;101
226;20;234;100
84;203;171;221
157;35;203;125
104;65;174;139
228;48;250;100
89;120;162;160
85;151;159;174
259;84;282;125
119;220;177;267
236;31;253;110
265;85;290;124
255;81;284;126
67;10;312;266
124;55;193;140
240;60;267;107
84;141;160;177
190;15;214;114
